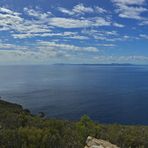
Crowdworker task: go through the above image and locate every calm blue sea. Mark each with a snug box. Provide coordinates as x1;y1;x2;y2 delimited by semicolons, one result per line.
0;65;148;125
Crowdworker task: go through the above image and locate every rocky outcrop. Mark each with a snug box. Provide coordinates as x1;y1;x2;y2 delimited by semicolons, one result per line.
85;136;119;148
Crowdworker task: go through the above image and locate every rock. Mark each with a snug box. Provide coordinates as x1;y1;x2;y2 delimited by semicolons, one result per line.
85;136;119;148
37;112;45;118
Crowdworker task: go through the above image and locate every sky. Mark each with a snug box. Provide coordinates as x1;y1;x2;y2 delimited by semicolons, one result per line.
0;0;148;64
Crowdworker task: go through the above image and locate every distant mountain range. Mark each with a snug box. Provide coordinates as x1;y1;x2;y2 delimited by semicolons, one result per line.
54;63;134;66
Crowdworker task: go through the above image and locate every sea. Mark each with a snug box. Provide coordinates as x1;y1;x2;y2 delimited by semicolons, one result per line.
0;65;148;125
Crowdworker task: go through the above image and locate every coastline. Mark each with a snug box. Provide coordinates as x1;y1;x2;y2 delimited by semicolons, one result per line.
1;98;148;147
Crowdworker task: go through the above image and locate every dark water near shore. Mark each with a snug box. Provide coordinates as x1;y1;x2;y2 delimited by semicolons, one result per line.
0;65;148;124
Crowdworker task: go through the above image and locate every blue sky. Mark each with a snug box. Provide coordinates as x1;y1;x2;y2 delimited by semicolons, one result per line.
0;0;148;64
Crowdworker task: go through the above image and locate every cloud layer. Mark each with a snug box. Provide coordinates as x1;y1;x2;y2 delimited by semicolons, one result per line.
0;0;148;64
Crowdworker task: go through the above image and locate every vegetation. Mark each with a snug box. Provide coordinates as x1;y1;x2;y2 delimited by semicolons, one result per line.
0;100;148;148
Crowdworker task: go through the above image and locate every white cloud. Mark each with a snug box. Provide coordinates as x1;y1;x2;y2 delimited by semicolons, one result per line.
0;39;147;64
118;6;147;20
0;8;23;31
0;7;21;15
95;6;107;13
0;7;52;37
0;43;28;50
139;34;148;39
111;0;147;20
113;22;125;27
12;32;62;39
12;30;90;40
58;7;74;15
24;7;52;19
0;7;112;40
81;28;140;42
112;0;145;5
0;40;100;64
37;41;98;52
93;55;148;64
139;20;148;25
67;35;89;40
48;17;111;28
0;49;63;64
0;6;122;41
97;44;116;47
81;29;121;41
58;3;107;16
72;3;94;14
0;3;147;64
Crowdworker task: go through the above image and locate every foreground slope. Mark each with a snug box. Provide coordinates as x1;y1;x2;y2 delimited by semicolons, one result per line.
0;99;148;148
